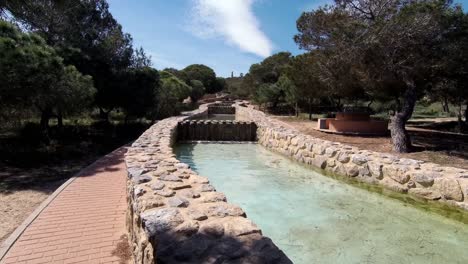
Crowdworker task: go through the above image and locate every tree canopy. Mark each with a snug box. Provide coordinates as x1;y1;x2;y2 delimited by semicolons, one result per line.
233;0;468;153
114;67;160;119
182;64;224;94
294;0;468;152
0;20;95;132
2;0;136;115
156;71;193;118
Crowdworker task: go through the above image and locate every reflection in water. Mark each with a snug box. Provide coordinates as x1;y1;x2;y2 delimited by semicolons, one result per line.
175;143;468;264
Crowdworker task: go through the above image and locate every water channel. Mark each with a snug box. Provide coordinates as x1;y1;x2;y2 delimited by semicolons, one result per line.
174;143;468;264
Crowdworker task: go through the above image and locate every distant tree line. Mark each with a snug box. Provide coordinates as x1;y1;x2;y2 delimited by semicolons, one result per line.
0;0;225;140
228;0;468;153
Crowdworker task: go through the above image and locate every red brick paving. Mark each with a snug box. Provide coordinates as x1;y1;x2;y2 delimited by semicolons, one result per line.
1;148;129;264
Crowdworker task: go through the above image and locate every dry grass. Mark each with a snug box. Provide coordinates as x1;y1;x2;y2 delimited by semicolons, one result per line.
112;234;133;264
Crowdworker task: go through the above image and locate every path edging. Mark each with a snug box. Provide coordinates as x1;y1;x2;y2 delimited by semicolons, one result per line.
0;176;77;261
0;146;126;261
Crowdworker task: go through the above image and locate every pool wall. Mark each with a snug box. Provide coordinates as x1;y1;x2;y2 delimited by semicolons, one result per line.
124;104;291;264
235;104;468;211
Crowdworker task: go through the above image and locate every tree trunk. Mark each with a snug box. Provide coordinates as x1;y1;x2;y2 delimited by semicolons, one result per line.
456;102;465;133
441;98;450;113
367;99;374;113
308;100;312;120
40;109;52;144
295;102;299;117
99;107;111;122
57;112;63;129
390;85;417;153
465;101;468;124
40;110;51;131
457;114;463;133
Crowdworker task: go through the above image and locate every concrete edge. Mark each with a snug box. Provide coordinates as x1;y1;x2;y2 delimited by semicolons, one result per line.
0;146;128;261
0;176;77;261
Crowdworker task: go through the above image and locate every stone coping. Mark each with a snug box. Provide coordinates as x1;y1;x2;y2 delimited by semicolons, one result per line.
124;104;291;264
235;104;468;212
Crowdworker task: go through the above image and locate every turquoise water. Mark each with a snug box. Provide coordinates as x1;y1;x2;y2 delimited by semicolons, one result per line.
174;143;468;264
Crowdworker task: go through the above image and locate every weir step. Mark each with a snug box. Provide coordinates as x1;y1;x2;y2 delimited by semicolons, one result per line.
177;120;257;141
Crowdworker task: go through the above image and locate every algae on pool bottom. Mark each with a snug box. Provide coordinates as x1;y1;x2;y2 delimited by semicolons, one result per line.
175;143;468;264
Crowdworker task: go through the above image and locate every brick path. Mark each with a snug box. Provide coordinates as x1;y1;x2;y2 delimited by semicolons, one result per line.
0;147;130;264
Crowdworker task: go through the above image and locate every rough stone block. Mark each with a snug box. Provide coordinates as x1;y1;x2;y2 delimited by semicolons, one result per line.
410;171;440;187
312;155;327;169
434;178;464;202
346;165;359;177
168;196;190;208
201;192;227;203
352;154;368;165
408;188;441;200
383;165;411;184
141;208;185;237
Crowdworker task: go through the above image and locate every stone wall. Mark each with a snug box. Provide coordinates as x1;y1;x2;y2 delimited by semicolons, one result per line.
208;105;236;115
177;120;257;141
125;105;291;264
235;105;468;211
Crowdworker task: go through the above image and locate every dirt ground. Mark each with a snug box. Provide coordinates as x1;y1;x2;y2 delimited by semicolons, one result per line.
0;183;59;244
273;116;468;170
0;159;97;244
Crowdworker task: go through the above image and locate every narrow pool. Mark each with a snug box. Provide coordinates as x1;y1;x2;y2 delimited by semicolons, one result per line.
174;143;468;264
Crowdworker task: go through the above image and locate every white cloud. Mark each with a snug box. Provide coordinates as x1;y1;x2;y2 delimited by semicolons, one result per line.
190;0;273;58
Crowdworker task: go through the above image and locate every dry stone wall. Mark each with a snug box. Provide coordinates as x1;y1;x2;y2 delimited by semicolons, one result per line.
235;105;468;211
125;105;291;264
208;105;236;115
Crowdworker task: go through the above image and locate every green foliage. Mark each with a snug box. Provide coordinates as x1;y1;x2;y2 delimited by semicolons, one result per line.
249;52;292;84
3;0;135;113
155;71;192;119
278;75;298;108
239;52;293;103
163;68;189;82
182;64;219;94
54;66;96;116
189;80;206;102
115;67;160;118
285;53;322;105
254;83;283;107
292;0;468;151
160;71;192;101
214;77;227;92
0;21;95;126
225;77;244;96
131;47;152;68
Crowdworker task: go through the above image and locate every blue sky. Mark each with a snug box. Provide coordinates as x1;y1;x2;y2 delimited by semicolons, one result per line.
108;0;468;77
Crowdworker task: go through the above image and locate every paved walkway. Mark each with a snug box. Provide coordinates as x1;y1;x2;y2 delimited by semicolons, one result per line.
0;148;129;264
